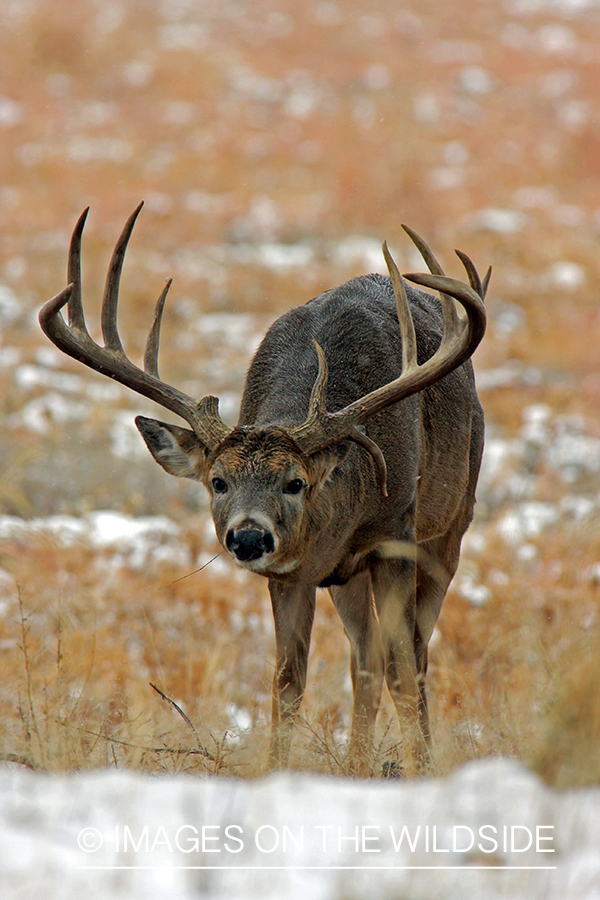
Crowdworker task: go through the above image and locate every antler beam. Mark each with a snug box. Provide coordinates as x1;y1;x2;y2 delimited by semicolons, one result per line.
39;204;231;451
40;207;487;490
290;229;488;478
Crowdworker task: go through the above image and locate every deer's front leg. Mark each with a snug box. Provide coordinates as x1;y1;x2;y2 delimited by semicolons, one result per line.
267;580;316;769
372;553;429;776
330;570;385;776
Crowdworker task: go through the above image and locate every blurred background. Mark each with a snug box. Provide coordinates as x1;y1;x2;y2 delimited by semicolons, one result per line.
0;0;599;781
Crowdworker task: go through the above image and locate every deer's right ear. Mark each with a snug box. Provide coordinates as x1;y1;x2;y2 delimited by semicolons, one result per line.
135;416;210;481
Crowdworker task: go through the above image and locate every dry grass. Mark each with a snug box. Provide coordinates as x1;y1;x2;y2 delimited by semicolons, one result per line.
2;519;599;783
0;0;599;784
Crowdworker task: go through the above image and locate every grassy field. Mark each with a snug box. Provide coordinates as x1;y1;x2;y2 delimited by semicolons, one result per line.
0;0;599;784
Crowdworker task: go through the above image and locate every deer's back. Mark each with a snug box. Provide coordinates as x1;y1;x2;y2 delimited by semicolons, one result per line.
240;272;478;432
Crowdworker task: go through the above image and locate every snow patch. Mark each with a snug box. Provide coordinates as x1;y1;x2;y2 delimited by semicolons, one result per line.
468;208;529;234
0;758;598;899
331;236;388;273
0;512;190;571
497;503;560;545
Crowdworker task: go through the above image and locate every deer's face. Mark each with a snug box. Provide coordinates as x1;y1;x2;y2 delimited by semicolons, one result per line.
207;439;310;575
136;418;348;578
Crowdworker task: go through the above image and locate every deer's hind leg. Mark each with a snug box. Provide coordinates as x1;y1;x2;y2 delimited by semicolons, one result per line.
414;531;463;748
415;495;478;749
414;431;483;754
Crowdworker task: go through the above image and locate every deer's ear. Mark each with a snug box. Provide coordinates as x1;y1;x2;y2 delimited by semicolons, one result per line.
307;441;352;486
135;416;210;481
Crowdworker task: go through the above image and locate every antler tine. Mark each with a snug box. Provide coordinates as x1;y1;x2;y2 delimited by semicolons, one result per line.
291;339;389;495
382;241;418;372
454;248;481;298
481;265;492;300
454;248;492;303
402;224;460;336
144;278;172;379
402;271;486;360
349;425;389;497
102;201;143;352
401;224;443;276
304;340;329;423
39;205;232;452
67;207;89;332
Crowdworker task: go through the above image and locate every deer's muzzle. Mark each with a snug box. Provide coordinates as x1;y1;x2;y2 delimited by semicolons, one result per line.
226;526;275;562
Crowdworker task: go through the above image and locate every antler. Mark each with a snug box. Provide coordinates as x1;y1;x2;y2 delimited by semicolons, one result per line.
38;203;231;451
39;207;487;495
290;227;488;495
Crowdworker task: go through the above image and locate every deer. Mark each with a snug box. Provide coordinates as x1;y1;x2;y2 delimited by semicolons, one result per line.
39;203;488;776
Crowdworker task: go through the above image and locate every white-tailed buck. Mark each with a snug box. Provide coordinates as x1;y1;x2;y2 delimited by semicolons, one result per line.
40;203;488;775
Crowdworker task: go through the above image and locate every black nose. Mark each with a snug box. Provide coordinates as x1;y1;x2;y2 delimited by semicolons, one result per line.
226;528;275;561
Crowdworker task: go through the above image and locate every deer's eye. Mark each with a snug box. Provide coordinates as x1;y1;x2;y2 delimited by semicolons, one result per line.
212;477;228;494
283;478;304;495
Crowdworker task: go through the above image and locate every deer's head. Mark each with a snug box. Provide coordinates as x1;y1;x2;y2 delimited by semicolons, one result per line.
135;418;350;575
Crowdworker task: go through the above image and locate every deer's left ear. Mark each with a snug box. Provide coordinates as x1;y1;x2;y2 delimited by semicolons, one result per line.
135;416;210;480
307;441;352;486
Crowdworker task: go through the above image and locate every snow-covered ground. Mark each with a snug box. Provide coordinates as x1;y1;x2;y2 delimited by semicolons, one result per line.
1;758;598;899
0;510;191;571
